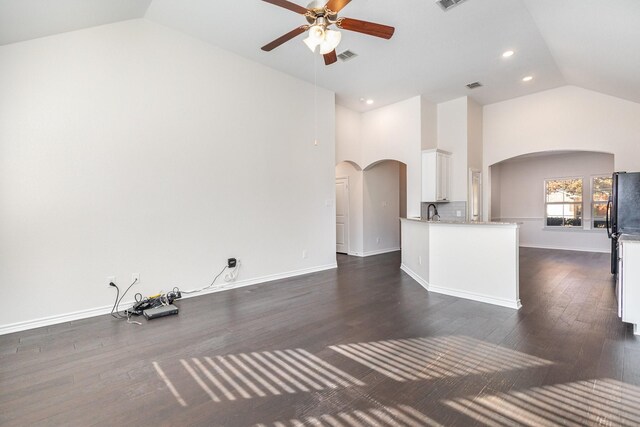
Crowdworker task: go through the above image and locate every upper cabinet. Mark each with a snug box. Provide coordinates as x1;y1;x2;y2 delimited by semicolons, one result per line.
422;149;452;202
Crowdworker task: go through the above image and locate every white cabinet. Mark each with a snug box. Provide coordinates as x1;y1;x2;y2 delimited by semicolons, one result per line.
619;236;640;335
422;149;451;202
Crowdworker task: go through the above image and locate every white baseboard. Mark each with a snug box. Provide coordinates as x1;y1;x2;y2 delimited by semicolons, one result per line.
179;263;337;301
0;305;120;337
400;264;429;290
0;263;338;336
349;247;400;258
427;284;522;310
520;244;610;254
401;263;521;310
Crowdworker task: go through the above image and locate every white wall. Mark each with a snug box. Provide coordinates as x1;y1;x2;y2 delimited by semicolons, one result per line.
437;97;468;202
363;161;400;254
421;97;438;151
492;152;613;252
484;85;640;220
335;104;362;167
467;98;483;172
337;97;423;219
361;97;422;219
0;19;336;331
335;162;363;256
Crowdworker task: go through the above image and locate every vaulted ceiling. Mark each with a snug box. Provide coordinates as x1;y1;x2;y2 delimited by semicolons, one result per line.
1;0;639;112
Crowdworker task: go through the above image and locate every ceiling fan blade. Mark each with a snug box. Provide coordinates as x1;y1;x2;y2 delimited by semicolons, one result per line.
323;50;338;65
337;18;395;39
325;0;351;13
262;0;309;14
261;26;308;51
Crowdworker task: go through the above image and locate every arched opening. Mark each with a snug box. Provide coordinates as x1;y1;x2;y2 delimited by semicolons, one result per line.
336;159;407;256
489;150;614;253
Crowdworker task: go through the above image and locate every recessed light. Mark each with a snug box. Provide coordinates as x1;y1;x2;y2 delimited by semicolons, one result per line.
502;50;514;58
366;99;374;105
522;76;533;82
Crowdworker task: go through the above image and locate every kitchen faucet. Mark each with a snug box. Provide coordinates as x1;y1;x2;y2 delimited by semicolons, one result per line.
426;203;440;221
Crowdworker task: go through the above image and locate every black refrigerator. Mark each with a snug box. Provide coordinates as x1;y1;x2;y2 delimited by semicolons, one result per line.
607;172;640;274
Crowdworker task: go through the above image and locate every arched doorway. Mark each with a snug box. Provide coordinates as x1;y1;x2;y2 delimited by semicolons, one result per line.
489;150;614;253
336;159;407;256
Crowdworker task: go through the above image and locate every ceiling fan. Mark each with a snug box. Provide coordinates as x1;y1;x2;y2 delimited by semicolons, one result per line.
261;0;395;65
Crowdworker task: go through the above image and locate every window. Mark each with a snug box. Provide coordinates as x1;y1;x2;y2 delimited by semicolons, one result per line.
545;178;583;227
592;176;613;229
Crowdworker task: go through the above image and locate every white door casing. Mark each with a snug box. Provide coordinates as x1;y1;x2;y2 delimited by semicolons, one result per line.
469;169;482;221
336;177;349;254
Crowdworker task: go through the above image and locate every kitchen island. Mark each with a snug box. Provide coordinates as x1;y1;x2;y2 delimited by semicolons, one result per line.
400;217;521;309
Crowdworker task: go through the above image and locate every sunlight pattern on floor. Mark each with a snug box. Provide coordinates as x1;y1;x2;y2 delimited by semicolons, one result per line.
329;335;552;381
254;404;443;427
443;378;640;427
152;361;188;407
154;349;364;406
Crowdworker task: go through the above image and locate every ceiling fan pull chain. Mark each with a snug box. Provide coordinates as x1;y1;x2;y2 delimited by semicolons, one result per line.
314;50;318;145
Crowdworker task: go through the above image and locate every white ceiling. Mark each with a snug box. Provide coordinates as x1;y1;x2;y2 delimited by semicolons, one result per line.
1;0;639;112
0;0;152;46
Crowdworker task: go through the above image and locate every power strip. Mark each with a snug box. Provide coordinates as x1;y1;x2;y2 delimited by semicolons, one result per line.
143;304;179;320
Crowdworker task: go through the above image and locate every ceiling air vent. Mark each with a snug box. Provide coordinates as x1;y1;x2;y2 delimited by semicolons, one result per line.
466;81;482;89
338;50;358;62
437;0;467;11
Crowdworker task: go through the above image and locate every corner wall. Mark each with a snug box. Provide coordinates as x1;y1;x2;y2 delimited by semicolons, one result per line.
0;20;336;331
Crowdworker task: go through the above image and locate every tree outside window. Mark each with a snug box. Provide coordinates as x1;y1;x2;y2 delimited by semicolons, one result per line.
592;176;613;229
545;178;583;227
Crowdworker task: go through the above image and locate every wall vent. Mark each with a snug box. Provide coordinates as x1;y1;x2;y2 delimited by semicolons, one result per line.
437;0;468;11
338;50;358;61
466;81;482;89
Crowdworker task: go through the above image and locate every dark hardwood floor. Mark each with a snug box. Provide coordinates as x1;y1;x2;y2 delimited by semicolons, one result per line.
1;248;640;426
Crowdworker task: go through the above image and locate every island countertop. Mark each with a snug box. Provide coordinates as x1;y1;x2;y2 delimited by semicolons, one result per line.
620;234;640;243
402;217;520;227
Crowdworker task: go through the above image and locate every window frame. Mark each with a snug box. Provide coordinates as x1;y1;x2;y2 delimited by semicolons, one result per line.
591;175;613;231
544;176;584;229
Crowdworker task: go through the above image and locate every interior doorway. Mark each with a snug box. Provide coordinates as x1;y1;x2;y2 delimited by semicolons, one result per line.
336;177;349;254
335;159;406;257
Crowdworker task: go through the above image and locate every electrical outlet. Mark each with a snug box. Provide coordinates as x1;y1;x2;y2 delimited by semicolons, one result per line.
456;210;462;217
107;276;116;286
376;237;381;244
419;255;422;265
132;273;140;284
302;249;308;259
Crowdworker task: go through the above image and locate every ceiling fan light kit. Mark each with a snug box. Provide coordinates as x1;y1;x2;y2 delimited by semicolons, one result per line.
302;21;341;54
261;0;395;66
320;30;342;54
